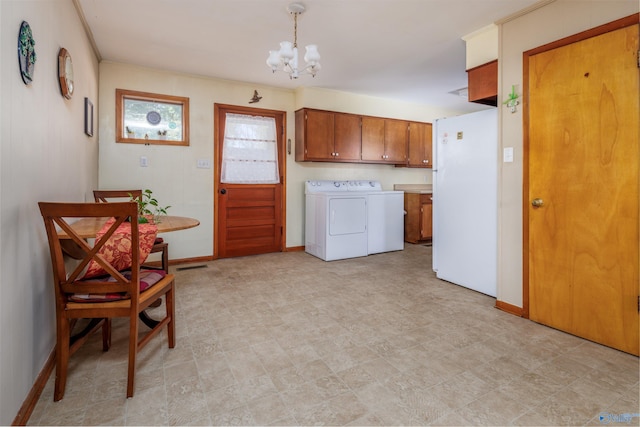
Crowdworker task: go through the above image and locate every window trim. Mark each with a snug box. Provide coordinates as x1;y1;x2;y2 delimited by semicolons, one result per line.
115;89;190;146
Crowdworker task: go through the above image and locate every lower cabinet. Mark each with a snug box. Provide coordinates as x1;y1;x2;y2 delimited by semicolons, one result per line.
404;193;432;243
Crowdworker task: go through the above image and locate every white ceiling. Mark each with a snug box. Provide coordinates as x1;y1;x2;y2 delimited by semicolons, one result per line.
77;0;541;113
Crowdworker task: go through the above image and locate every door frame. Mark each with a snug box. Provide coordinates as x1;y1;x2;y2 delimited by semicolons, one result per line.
522;13;639;318
213;103;287;259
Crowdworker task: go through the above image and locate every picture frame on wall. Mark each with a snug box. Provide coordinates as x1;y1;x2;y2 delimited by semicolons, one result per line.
84;97;94;137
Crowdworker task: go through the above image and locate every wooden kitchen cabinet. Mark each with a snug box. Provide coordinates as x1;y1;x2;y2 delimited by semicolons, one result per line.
404;192;433;243
361;116;407;163
295;108;361;162
467;60;498;106
407;121;433;168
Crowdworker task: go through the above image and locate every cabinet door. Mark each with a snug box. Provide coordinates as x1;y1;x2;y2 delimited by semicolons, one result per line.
305;110;335;160
384;119;408;163
408;122;433;168
334;113;361;161
420;198;433;240
361;116;385;161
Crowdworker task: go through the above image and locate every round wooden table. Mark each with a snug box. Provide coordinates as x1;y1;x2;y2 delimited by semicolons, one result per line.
59;215;200;239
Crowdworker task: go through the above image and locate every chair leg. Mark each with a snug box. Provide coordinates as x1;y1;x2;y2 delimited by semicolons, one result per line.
54;317;71;402
161;245;169;274
126;313;139;398
102;318;111;351
166;285;176;348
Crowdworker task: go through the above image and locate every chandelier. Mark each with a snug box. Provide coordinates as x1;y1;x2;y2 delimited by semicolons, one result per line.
266;2;321;79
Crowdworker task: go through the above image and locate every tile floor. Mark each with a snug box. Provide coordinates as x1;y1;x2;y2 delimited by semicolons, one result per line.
28;244;639;426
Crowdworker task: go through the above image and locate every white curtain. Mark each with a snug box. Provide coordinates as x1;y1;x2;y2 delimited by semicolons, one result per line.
221;113;279;184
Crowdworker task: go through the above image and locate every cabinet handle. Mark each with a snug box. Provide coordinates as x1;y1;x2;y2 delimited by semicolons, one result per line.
335;152;339;157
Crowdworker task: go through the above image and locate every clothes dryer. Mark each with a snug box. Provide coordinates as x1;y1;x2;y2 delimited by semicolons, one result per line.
305;180;368;261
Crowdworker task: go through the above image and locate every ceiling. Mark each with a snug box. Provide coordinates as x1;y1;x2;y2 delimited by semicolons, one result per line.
77;0;541;113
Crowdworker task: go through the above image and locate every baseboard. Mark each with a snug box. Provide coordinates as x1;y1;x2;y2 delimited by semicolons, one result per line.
495;300;524;317
284;246;304;252
168;255;214;266
12;349;55;426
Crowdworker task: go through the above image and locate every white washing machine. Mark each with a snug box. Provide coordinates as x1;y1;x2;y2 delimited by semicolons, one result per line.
305;180;368;261
305;180;404;261
367;191;405;254
346;180;405;254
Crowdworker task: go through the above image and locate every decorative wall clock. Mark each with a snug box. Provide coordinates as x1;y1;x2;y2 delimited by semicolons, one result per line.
58;48;74;99
18;21;36;85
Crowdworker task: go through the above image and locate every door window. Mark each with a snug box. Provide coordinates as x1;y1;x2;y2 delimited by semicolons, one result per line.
221;113;279;184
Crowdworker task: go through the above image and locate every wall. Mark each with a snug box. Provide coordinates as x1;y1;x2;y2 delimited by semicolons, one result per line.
99;63;461;254
462;24;498;69
0;0;99;423
496;0;639;307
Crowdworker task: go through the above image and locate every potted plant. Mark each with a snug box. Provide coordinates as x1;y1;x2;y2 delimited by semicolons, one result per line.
158;130;167;140
130;189;171;224
125;126;135;138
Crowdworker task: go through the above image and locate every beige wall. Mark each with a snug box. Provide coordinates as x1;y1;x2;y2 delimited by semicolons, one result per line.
496;0;638;307
0;0;99;423
98;63;462;255
462;24;499;69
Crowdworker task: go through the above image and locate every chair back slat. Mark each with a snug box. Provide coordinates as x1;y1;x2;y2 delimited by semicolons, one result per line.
93;189;142;203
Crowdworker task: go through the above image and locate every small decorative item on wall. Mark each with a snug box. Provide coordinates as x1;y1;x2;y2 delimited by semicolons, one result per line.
84;98;94;137
249;90;262;104
58;48;74;99
18;21;36;85
503;84;520;113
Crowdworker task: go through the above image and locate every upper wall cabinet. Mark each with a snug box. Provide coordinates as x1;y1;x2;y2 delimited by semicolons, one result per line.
407;121;433;168
467;60;497;106
361;117;408;164
295;109;361;162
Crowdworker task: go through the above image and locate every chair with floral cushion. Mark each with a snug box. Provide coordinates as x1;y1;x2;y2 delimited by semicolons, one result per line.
38;201;176;401
93;189;169;274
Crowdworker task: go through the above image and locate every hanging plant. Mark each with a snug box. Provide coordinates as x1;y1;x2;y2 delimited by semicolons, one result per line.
503;85;520;113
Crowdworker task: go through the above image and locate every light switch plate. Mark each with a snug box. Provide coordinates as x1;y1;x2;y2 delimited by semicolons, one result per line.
503;147;514;163
140;156;148;167
197;159;211;169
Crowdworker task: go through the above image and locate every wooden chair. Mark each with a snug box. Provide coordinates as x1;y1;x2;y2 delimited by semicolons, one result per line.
93;190;169;274
38;201;176;401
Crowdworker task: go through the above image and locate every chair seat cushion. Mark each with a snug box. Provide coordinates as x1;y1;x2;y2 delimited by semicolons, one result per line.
69;269;167;302
83;218;158;279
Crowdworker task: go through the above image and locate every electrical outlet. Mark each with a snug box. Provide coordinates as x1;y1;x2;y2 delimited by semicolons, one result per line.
140;156;148;167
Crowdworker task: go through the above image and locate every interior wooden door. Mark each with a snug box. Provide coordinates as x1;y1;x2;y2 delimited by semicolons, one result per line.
214;104;285;259
526;20;639;355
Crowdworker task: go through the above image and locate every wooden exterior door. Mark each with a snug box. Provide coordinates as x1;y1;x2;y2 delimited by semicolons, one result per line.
214;104;285;259
525;17;639;355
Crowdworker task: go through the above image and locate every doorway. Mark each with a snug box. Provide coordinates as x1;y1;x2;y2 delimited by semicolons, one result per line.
214;104;286;259
524;16;639;355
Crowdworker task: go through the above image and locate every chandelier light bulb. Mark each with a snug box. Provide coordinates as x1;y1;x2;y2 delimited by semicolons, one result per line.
303;44;320;64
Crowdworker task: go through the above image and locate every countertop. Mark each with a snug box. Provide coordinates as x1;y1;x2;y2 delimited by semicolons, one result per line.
393;184;432;194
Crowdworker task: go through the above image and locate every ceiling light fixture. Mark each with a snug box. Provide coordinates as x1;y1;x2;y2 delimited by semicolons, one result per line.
266;2;320;79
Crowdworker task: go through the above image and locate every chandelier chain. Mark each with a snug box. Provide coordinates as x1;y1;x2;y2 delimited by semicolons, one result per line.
293;12;298;48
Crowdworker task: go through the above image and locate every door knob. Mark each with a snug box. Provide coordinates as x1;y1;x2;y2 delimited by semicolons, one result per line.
220;189;227;195
531;198;544;207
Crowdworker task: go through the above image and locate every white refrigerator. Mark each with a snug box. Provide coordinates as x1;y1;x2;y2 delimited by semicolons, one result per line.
432;108;498;297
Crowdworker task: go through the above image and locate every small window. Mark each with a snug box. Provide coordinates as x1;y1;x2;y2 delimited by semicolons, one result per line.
116;89;189;146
